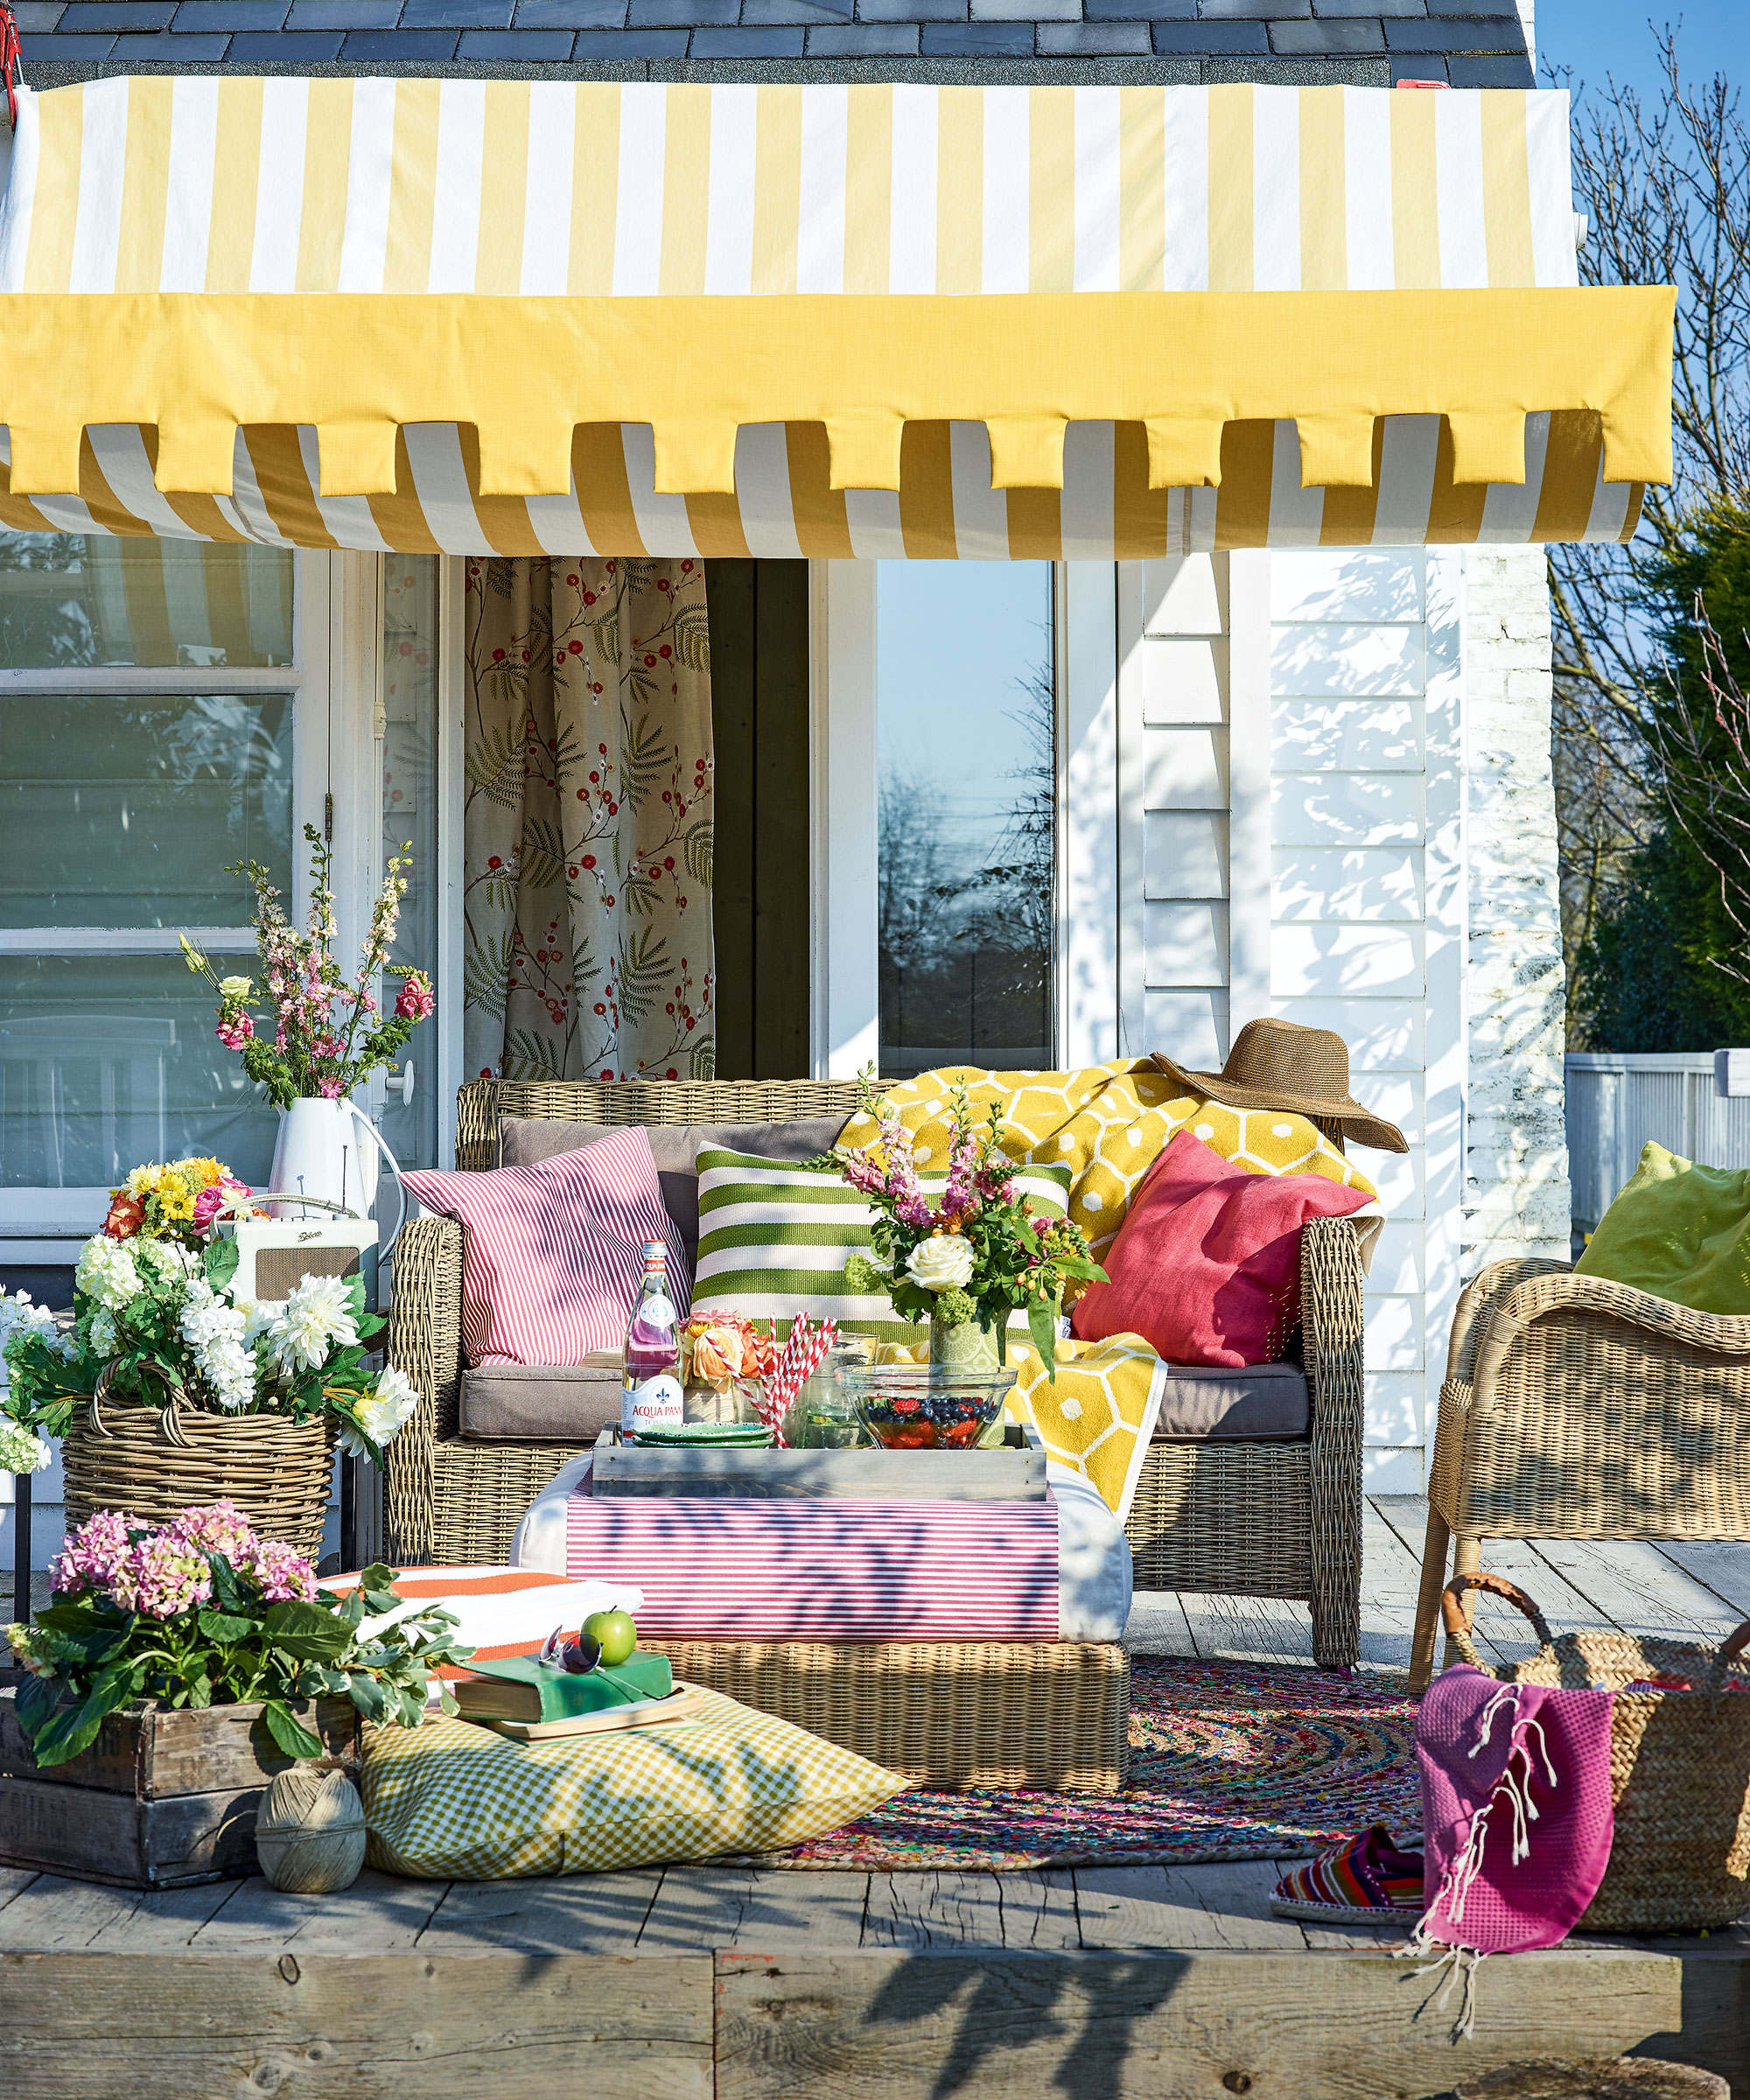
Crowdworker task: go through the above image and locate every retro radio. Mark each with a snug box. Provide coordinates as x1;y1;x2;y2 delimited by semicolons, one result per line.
220;1217;381;1311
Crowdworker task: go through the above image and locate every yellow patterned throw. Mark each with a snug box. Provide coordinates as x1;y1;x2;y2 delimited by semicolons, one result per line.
839;1062;1380;1522
363;1694;905;1880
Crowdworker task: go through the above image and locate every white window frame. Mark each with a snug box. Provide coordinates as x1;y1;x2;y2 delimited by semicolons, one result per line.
0;549;330;1254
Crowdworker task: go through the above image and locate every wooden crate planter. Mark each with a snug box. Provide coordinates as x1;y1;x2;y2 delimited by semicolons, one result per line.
0;1684;360;1889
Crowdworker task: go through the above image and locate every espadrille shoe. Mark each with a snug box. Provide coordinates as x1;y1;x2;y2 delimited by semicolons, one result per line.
1269;1825;1424;1924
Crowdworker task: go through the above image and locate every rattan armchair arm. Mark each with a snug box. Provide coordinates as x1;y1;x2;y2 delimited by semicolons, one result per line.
1300;1214;1366;1666
1472;1270;1750;1415
384;1213;466;1567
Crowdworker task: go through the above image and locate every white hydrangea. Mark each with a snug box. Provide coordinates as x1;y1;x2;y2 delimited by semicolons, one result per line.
337;1363;418;1459
75;1235;143;1313
88;1308;118;1357
178;1280;257;1410
0;1418;52;1474
135;1237;199;1289
0;1289;58;1353
268;1273;359;1376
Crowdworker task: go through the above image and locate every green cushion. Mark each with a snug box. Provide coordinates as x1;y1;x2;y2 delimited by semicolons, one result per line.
1574;1141;1750;1315
690;1146;1073;1343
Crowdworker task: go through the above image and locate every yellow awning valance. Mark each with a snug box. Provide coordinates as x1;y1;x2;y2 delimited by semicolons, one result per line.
0;79;1671;556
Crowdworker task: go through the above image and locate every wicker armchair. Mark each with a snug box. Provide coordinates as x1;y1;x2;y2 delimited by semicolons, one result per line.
1409;1257;1750;1692
1121;1215;1368;1670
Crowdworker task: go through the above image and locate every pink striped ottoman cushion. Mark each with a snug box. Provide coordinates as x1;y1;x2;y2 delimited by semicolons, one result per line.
402;1127;689;1364
564;1474;1060;1642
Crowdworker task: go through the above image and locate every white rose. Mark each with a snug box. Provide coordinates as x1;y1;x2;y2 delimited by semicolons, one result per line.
220;975;254;998
906;1233;976;1292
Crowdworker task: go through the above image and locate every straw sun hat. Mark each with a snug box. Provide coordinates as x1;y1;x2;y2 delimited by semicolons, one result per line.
1151;1017;1407;1155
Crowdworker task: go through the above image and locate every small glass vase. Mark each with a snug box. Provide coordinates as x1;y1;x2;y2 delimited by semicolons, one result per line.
928;1316;1004;1373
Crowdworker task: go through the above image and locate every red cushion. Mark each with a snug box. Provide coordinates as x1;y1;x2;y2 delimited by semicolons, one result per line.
1069;1129;1372;1368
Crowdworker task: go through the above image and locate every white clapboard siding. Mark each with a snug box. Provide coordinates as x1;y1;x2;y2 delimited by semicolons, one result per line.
1120;556;1232;1069
1147;811;1229;898
1270;549;1432;1471
1120;545;1439;1476
1272;847;1423;921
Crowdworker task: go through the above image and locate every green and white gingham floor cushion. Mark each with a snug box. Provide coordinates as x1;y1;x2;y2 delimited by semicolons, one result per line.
690;1146;1074;1343
363;1691;904;1880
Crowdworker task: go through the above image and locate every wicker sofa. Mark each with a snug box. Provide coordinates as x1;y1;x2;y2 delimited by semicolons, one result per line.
383;1074;1368;1667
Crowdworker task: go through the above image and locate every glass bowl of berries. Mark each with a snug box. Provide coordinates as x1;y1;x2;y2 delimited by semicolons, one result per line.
837;1366;1016;1451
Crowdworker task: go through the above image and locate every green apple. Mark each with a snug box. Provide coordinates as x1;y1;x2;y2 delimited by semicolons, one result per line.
584;1607;638;1667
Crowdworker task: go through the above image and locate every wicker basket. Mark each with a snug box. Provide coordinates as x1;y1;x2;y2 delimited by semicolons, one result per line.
1441;1573;1750;1933
60;1376;337;1558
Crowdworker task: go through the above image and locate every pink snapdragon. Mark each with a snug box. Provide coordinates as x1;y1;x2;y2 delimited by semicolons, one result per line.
877;1114;932;1229
49;1508;140;1594
394;974;435;1022
318;1078;344;1099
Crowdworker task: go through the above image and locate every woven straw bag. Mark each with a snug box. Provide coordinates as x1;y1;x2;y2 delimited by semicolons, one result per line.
1441;1573;1750;1934
60;1362;336;1557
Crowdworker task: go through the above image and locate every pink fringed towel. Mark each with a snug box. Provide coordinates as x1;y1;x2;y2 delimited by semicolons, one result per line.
1417;1665;1617;1954
1406;1662;1617;2034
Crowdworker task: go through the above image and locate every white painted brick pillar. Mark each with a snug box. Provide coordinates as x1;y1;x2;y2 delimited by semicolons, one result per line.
1461;547;1573;1277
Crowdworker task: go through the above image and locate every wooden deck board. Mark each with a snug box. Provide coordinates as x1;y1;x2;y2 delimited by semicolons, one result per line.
6;1503;1750;2096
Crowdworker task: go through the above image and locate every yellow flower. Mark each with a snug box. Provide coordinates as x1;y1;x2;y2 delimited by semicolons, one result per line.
177;1156;228;1188
127;1165;160;1197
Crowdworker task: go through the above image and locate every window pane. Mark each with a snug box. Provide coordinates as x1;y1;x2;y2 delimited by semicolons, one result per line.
0;534;294;669
0;955;278;1190
877;562;1055;1079
377;556;441;1172
0;691;295;928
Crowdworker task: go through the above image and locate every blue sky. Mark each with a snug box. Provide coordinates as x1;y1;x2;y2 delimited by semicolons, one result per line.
1536;3;1748;94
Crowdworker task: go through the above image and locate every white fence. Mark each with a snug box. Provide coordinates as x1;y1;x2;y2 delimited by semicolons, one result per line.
1564;1053;1750;1239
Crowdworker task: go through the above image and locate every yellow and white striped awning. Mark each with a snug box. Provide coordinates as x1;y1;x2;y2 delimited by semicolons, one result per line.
0;78;1673;556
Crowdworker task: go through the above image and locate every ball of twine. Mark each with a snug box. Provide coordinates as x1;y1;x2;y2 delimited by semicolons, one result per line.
254;1767;367;1894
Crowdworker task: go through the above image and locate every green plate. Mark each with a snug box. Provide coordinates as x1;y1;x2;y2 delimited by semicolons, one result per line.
633;1423;774;1447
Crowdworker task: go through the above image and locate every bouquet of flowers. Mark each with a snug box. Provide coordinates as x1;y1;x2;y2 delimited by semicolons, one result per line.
6;1502;472;1767
0;1224;416;1469
102;1154;259;1248
180;823;435;1110
838;1076;1106;1376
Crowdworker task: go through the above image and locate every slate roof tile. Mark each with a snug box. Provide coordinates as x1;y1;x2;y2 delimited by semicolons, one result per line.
108;26;230;47
1270;16;1383;50
691;23;806;47
456;24;576;48
18;27;116;51
738;0;858;24
567;23;687;46
226;28;346;51
625;0;737;23
1150;17;1267;46
802;19;920;48
10;2;66;25
171;3;289;30
1037;15;1150;46
400;0;516;25
512;0;625;26
52;1;176;27
1383;15;1524;46
339;24;461;50
284;0;399;27
920;17;1032;48
1447;50;1535;83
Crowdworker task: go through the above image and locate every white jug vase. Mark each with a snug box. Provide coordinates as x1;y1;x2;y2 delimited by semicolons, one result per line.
266;1096;407;1255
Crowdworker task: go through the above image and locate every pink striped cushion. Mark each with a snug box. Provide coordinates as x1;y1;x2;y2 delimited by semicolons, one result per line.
564;1474;1060;1642
402;1129;690;1366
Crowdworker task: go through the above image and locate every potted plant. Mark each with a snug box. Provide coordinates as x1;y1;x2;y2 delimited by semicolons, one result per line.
837;1077;1105;1376
0;1187;419;1552
180;823;435;1222
1;1504;472;1887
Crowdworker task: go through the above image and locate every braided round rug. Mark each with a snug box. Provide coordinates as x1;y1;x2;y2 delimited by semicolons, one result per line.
771;1657;1421;1872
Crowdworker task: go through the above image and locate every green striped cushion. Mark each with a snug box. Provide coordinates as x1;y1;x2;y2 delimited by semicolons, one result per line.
690;1148;1073;1344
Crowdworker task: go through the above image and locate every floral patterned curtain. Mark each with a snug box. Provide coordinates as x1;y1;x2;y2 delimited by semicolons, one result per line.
463;557;715;1082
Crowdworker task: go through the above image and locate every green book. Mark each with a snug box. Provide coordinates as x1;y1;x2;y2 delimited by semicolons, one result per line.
450;1651;674;1723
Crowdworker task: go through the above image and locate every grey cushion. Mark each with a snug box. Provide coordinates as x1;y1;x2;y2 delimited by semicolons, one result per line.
460;1354;626;1443
1152;1362;1309;1440
496;1115;850;1268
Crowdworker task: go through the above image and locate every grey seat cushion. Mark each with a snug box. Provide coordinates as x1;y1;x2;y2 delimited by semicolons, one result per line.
497;1114;850;1269
460;1354;626;1443
1152;1362;1310;1440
